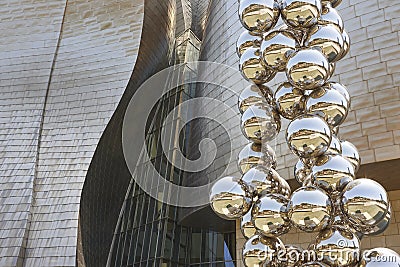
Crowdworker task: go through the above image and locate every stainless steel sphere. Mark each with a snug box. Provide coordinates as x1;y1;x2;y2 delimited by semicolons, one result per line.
261;30;297;71
305;25;344;63
241;165;289;196
360;248;400;267
239;84;274;114
237;30;263;56
241;103;281;143
242;234;285;267
306;85;350;127
241;209;258;239
337;29;350;60
341;178;390;229
281;0;322;28
286;49;330;90
312;154;355;193
341;140;361;172
239;0;280;33
286;115;332;159
327;81;350;102
240;48;276;84
326;135;342;155
288;186;332;232
357;204;391;236
238;142;277;174
328;62;336;79
210;176;252;220
275;82;306;120
321;0;342;8
252;193;291;237
294;159;311;184
319;4;344;32
312;225;361;267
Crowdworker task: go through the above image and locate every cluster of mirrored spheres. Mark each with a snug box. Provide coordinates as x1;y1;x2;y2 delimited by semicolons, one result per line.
209;0;400;266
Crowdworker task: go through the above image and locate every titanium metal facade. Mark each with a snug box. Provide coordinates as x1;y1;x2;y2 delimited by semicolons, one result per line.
1;0;400;266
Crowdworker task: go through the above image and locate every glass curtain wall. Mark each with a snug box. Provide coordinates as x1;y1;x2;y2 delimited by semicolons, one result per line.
107;30;236;267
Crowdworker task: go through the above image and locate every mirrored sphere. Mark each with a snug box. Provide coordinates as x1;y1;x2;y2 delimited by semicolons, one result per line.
239;84;274;114
360;248;400;267
242;235;285;267
294;159;311;184
341;178;389;228
327;82;351;103
239;0;280;33
238;142;277;174
275;82;306;119
283;245;304;266
357;204;391;236
312;154;355;193
341;140;361;172
286;115;332;158
281;0;322;28
328;62;336;80
210;176;252;220
241;103;281;143
242;165;288;196
252;193;291;237
337;29;350;60
286;49;330;90
237;30;263;56
241;209;258;239
313;225;360;267
240;48;276;84
288;186;332;232
319;5;344;32
261;30;297;71
306;85;350;127
321;0;342;8
326;135;342;155
305;25;344;62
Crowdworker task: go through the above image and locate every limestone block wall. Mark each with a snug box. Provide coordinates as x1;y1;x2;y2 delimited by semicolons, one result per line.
0;0;145;266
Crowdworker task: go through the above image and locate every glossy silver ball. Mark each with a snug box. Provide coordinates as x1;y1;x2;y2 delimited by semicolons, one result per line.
210;176;252;220
239;84;274;114
327;82;350;103
242;235;285;267
336;29;350;60
237;30;263;57
239;0;280;33
281;0;322;28
286;49;330;90
305;25;344;62
320;4;344;32
261;30;297;71
284;245;304;266
242;165;289;196
360;248;400;267
241;209;257;239
312;154;355;193
358;204;391;236
286;115;332;159
241;103;281;143
288;186;332;232
275;82;306;120
294;159;311;185
240;48;276;84
326;135;342;155
306;85;350;127
252;193;291;237
238;142;277;174
321;0;342;8
328;62;336;79
341;178;390;229
341;140;361;172
312;225;361;267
